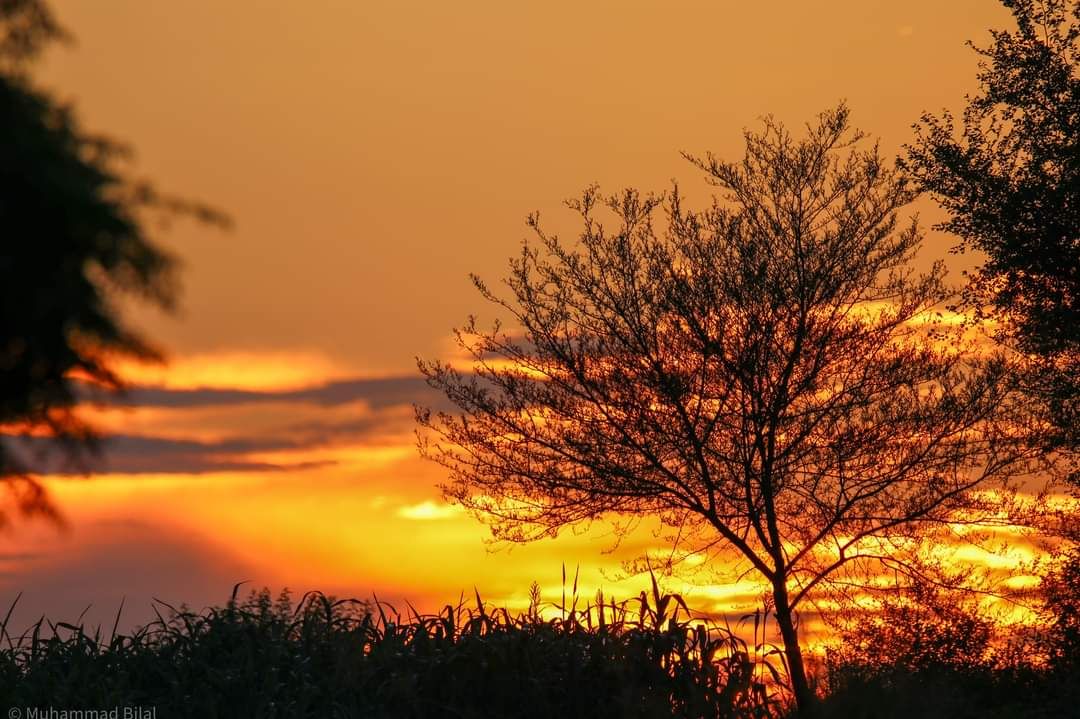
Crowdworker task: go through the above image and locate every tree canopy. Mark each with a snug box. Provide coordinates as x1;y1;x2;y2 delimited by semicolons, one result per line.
418;105;1045;716
0;0;225;522
905;0;1080;455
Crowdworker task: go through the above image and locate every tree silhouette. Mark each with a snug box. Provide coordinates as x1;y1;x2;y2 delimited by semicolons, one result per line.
905;0;1080;458
418;105;1045;716
828;581;995;679
0;0;225;523
1042;546;1080;670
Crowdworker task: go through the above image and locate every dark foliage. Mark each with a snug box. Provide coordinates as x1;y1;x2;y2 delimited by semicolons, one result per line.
817;578;1079;718
905;0;1080;455
0;73;172;470
826;582;997;679
1041;545;1080;669
6;580;1080;718
816;663;1078;719
0;0;66;72
0;0;225;522
0;584;785;719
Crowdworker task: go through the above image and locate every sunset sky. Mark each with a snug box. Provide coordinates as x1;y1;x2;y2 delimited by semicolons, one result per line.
1;1;1033;636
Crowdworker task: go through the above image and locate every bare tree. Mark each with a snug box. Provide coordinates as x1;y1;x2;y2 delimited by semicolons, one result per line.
417;105;1042;716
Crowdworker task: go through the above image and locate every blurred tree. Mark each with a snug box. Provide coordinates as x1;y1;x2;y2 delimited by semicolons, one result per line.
905;0;1080;459
0;0;225;523
418;105;1046;717
0;0;66;71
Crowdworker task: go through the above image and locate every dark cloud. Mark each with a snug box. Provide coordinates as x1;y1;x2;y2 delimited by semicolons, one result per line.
0;434;335;475
79;375;453;411
0;374;456;476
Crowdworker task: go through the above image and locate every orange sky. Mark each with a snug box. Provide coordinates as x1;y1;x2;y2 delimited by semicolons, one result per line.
35;0;1009;369
0;1;1040;637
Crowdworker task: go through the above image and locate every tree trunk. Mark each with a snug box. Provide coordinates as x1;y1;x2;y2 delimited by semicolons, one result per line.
773;580;816;718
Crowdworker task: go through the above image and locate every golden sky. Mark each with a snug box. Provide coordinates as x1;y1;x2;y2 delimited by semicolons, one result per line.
0;1;1033;636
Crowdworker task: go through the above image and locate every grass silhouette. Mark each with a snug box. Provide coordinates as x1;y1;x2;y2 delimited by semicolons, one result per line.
0;573;785;718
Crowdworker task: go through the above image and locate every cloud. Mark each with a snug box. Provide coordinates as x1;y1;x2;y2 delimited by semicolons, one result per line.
1;373;460;476
104;352;355;392
79;375;454;412
1;433;334;475
397;500;462;520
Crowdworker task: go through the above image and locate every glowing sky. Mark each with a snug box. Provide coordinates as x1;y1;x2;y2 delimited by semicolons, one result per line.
0;1;1035;636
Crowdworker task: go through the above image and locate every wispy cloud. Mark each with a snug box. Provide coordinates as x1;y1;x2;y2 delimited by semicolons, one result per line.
80;375;450;411
0;372;459;477
2;434;336;475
